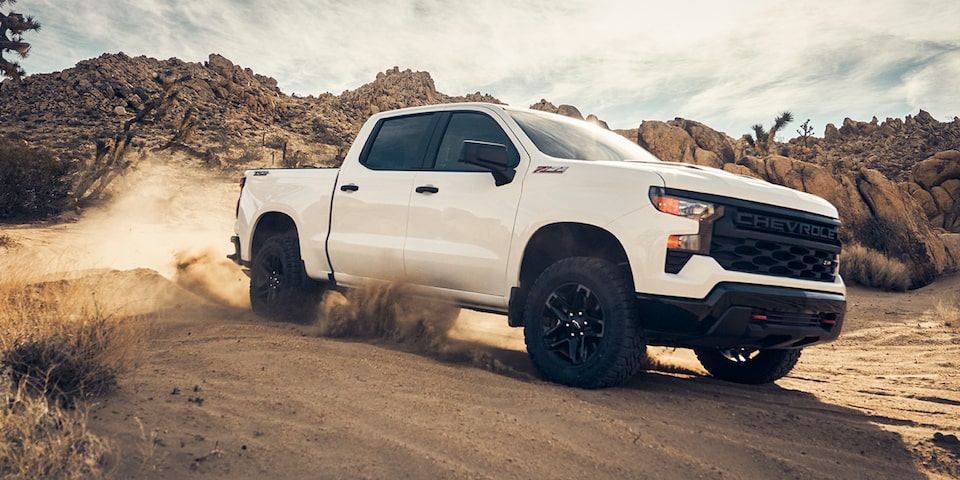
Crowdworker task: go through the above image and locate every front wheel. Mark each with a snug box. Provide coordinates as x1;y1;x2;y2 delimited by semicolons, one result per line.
523;257;645;389
694;347;801;384
249;235;322;321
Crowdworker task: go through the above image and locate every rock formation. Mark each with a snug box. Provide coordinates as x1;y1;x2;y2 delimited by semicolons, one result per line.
0;54;501;168
529;99;609;128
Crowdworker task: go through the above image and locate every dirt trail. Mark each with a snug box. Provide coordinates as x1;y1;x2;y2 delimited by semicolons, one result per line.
1;156;958;479
75;278;957;479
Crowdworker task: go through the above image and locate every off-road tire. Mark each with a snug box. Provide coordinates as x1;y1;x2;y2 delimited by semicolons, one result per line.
523;257;645;389
694;347;801;384
249;235;322;322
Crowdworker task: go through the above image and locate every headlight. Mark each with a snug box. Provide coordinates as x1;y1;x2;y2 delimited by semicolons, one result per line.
649;187;716;220
649;187;721;256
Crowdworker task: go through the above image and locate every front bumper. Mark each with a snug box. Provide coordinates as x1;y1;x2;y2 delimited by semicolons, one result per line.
638;283;845;349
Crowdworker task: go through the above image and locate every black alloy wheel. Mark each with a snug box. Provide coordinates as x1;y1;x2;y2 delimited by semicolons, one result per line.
249;235;321;321
523;257;645;389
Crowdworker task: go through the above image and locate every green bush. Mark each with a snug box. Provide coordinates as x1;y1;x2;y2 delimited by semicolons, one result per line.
0;137;71;221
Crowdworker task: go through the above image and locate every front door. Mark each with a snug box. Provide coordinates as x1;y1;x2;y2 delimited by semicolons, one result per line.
404;110;525;296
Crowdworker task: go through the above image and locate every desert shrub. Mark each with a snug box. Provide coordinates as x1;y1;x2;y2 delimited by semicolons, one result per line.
840;243;911;291
3;316;133;400
0;273;147;478
0;386;112;479
0;278;145;402
931;300;960;328
0;136;71;221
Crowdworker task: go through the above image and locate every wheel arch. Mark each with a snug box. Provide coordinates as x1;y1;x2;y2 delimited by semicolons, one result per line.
251;212;299;259
509;222;633;326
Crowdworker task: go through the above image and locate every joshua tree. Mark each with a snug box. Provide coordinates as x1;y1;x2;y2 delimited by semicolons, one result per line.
0;0;40;80
744;111;794;156
796;118;814;147
73;71;190;203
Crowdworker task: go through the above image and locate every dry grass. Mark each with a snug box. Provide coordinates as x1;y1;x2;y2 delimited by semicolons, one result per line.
0;384;112;479
0;277;145;401
0;273;147;478
931;299;960;328
840;243;912;291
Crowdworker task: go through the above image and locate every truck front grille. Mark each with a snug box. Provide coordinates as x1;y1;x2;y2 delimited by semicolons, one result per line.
658;188;843;283
709;204;841;283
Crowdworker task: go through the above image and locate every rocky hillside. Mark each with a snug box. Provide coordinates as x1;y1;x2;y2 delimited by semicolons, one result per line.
803;112;960;182
1;52;958;286
0;53;498;168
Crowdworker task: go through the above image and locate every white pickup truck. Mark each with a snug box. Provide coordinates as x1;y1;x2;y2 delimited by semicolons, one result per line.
229;102;846;388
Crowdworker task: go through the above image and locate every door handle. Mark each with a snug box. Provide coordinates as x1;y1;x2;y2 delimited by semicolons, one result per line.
340;184;359;192
415;185;439;194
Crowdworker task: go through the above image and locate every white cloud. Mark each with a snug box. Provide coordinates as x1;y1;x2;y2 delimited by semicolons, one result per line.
12;0;960;134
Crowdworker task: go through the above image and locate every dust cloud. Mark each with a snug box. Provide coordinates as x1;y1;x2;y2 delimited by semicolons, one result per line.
173;249;250;308
0;153;239;285
310;282;532;379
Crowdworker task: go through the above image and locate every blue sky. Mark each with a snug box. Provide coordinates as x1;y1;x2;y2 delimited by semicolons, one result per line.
9;0;960;137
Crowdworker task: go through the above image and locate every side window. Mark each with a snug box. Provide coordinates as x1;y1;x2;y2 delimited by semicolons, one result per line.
434;112;515;171
361;113;435;170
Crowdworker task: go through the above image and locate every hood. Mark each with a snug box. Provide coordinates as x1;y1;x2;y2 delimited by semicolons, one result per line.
602;161;840;219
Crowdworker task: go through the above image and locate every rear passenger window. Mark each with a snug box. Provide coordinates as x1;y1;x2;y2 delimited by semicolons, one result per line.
434;112;515;171
362;113;435;170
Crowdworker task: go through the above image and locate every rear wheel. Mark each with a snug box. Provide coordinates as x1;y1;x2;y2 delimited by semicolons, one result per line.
523;257;645;389
694;347;801;384
249;235;322;321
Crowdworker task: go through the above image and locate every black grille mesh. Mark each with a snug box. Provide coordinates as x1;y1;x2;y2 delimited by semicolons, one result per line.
711;235;838;282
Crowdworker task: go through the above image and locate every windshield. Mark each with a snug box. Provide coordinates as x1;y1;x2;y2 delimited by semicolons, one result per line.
508;110;660;162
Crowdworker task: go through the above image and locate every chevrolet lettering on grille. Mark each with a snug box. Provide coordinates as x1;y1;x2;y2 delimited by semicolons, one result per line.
735;212;838;242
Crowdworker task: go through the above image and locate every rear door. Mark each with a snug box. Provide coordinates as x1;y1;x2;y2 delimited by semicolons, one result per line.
327;112;439;282
404;110;525;296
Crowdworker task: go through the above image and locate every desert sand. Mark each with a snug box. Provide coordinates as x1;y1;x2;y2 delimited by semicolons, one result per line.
1;157;957;479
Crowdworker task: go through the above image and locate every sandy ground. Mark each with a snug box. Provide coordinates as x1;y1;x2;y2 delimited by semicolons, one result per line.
1;157;958;479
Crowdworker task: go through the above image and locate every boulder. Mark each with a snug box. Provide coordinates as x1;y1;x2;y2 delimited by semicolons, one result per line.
934;179;960;231
902;181;943;226
556;104;584;120
669;119;736;164
941;234;960;267
911;150;960;189
824;123;840;141
722;163;761;179
854;168;951;286
636;120;698;164
207;53;238;78
737;155;765;175
585;114;609;130
529;99;558;113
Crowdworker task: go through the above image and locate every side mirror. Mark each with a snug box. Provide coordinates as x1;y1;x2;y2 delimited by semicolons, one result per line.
458;140;519;186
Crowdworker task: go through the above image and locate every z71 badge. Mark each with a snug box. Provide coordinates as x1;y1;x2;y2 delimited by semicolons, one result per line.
533;165;568;174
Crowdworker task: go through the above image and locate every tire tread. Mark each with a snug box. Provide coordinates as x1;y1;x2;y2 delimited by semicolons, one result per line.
523;257;645;389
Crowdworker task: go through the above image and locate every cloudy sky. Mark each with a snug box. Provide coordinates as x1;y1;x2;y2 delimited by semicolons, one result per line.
10;0;960;137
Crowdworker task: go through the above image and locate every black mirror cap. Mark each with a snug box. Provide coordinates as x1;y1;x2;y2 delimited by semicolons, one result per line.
458;140;519;186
